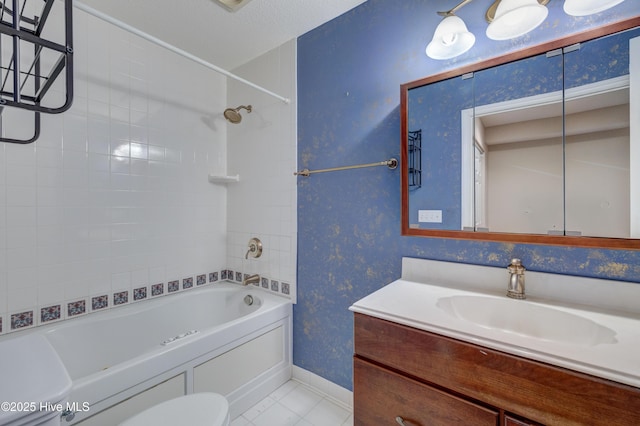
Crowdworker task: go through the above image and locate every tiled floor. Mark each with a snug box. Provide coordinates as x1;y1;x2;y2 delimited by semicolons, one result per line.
232;379;353;426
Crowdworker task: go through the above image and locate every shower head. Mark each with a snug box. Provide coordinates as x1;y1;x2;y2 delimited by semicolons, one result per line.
224;105;252;124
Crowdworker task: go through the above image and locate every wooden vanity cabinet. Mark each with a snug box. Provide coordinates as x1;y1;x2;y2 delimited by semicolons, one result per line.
353;313;640;426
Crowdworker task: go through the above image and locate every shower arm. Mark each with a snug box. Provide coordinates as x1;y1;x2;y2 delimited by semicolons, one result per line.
73;1;291;104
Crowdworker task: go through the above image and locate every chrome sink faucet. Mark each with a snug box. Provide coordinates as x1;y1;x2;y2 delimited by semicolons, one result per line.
243;274;260;286
507;258;526;299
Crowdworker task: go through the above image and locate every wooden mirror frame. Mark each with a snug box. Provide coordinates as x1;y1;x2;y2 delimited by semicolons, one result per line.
401;17;640;249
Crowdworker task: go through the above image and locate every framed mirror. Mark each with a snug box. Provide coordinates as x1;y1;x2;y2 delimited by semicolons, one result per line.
401;17;640;249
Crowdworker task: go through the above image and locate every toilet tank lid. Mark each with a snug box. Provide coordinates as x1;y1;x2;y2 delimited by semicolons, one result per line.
0;334;72;423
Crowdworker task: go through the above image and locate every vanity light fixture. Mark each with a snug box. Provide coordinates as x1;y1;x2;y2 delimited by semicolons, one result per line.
486;0;549;40
426;0;476;60
563;0;626;16
426;0;627;60
426;15;476;59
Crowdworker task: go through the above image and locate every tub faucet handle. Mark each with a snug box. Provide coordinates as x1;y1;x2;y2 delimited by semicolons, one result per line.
245;237;263;259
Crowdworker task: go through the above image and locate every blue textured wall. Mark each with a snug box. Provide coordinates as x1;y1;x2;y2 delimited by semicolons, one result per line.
296;0;640;391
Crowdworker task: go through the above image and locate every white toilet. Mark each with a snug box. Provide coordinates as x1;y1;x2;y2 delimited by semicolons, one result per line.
0;334;72;426
119;393;230;426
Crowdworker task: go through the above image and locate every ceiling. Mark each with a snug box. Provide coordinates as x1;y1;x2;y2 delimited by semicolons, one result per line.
77;0;367;70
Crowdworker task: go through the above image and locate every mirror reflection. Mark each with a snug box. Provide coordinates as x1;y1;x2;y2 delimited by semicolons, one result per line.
469;51;564;235
403;22;640;247
407;74;473;229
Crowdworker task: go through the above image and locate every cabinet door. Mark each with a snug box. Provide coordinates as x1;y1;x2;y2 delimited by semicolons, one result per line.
354;357;498;426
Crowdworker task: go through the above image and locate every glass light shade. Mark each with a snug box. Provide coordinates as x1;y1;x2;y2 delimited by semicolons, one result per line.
563;0;625;16
426;16;476;60
486;0;549;41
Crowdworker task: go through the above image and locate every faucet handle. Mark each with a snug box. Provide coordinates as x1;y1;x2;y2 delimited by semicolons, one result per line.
245;237;263;259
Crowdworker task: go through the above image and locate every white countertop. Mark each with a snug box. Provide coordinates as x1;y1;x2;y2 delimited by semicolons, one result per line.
350;277;640;388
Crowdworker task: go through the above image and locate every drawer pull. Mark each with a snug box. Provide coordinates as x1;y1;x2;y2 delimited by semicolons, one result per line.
395;416;408;425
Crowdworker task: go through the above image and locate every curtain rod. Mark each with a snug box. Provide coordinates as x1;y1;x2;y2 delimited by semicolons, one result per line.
73;1;291;104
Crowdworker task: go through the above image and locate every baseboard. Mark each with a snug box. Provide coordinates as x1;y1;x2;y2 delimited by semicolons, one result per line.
292;365;353;409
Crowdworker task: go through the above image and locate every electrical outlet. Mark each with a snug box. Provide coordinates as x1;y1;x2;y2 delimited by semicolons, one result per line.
418;210;442;223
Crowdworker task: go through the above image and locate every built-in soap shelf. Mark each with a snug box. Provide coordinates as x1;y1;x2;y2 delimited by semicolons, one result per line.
208;174;240;184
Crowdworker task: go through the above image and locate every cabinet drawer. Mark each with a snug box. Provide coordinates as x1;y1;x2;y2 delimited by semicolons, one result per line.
354;357;498;426
354;313;640;426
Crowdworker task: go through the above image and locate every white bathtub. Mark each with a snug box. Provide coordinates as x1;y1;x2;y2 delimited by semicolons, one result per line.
13;283;293;424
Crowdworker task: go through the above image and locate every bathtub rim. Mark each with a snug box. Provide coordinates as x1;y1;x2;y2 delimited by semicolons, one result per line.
0;282;293;419
0;281;290;344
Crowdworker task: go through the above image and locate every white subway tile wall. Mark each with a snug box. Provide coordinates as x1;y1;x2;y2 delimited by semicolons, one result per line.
0;8;298;334
0;7;300;334
226;40;298;303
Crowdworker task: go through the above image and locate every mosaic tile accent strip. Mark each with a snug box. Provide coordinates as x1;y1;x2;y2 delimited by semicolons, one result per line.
152;283;164;296
68;300;86;317
134;287;147;300
114;291;128;306
0;268;292;334
168;280;180;293
92;295;108;310
183;277;193;289
41;305;61;323
227;270;293;298
11;311;33;330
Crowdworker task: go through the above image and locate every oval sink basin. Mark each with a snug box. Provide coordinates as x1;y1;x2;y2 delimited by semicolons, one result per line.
436;295;617;346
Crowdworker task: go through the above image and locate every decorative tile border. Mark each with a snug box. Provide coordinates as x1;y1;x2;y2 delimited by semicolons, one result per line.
68;300;86;317
92;295;108;311
0;268;293;335
152;283;164;296
134;286;147;301
11;311;33;330
182;277;193;290
41;305;61;324
114;291;128;306
168;280;180;293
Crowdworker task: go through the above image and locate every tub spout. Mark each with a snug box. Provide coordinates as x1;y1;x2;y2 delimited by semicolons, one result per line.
243;274;260;286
